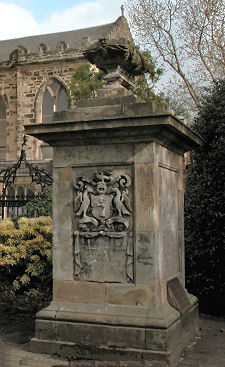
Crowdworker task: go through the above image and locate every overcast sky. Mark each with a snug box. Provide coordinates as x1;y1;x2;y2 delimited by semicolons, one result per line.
0;0;124;41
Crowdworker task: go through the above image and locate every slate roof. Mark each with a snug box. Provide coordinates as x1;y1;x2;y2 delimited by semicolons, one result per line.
0;22;114;62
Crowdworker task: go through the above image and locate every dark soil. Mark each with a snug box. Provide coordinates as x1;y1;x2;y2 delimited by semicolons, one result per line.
174;315;225;367
0;305;35;344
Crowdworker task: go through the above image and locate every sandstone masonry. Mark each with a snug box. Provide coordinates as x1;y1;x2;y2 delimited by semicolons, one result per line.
0;16;132;163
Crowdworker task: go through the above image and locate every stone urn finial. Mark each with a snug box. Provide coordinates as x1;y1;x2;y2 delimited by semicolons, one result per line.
84;37;148;76
83;38;149;89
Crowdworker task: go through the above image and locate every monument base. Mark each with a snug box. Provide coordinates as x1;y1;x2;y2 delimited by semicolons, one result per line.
30;296;198;365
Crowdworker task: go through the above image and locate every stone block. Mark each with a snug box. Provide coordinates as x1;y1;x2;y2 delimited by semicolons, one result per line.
69;360;93;367
134;143;155;164
135;232;156;284
76;95;136;108
145;329;168;352
35;301;149;328
54;144;133;168
53;280;106;304
53;167;74;281
105;283;155;306
54;167;72;182
134;164;155;233
35;320;146;350
94;361;117;367
119;362;143;367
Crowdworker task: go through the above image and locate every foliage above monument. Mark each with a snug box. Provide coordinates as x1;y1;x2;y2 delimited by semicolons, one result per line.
69;62;105;105
69;53;166;107
134;50;168;108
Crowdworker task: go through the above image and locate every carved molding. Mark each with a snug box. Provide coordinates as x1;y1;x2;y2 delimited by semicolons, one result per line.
84;38;149;76
73;169;133;282
73;170;132;233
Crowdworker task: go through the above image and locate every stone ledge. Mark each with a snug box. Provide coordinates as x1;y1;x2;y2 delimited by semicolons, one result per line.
25;114;201;155
35;301;180;328
35;295;197;329
30;338;171;363
30;302;198;364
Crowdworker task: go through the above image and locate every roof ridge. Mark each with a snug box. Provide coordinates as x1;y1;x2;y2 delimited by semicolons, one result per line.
0;22;115;44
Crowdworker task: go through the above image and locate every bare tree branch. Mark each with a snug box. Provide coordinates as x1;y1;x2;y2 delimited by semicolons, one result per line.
125;0;225;114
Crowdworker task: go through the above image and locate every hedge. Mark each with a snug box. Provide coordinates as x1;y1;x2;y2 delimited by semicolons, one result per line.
184;80;225;316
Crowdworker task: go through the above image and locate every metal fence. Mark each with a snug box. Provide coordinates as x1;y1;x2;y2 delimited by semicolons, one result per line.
0;136;53;220
0;198;28;220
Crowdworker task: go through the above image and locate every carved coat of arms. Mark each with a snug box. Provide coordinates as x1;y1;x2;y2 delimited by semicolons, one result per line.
73;170;132;233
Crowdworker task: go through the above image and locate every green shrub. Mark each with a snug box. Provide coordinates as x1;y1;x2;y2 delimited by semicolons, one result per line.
24;186;52;218
69;62;105;105
0;216;52;311
184;80;225;316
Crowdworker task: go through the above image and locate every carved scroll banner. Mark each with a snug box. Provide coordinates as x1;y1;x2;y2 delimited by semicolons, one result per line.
73;166;133;283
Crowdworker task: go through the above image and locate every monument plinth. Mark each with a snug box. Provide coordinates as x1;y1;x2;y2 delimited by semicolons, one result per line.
25;44;201;364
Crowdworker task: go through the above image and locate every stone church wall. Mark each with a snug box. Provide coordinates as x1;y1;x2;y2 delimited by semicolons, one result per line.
0;54;83;161
0;16;134;216
0;15;132;163
16;57;83;160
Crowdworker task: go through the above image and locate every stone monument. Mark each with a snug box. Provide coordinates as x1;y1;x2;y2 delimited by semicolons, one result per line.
25;39;201;364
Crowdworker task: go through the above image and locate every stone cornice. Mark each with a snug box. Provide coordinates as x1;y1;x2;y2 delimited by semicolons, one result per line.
25;101;202;155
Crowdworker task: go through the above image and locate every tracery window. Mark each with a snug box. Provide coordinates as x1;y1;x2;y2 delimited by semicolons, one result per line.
0;95;6;147
42;79;69;122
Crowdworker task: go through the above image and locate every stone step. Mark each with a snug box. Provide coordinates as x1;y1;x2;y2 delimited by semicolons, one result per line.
18;352;68;367
68;360;164;367
0;341;165;367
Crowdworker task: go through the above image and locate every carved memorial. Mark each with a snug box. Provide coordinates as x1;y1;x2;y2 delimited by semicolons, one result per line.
73;168;133;282
25;37;201;364
84;37;149;75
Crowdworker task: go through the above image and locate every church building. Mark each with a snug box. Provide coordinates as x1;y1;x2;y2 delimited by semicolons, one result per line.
0;15;132;216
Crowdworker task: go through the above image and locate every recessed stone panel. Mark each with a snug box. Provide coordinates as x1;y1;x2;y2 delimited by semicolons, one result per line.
74;235;129;282
73;165;134;283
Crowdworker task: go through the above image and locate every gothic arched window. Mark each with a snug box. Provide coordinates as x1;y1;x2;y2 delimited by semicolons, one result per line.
0;95;6;147
42;79;69;122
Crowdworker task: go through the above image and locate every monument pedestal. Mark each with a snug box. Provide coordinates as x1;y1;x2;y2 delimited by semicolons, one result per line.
26;87;201;364
31;299;198;363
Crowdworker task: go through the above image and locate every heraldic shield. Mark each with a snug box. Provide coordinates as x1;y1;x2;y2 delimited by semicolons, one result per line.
73;168;133;282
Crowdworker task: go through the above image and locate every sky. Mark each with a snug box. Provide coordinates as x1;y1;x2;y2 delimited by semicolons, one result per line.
0;0;124;41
